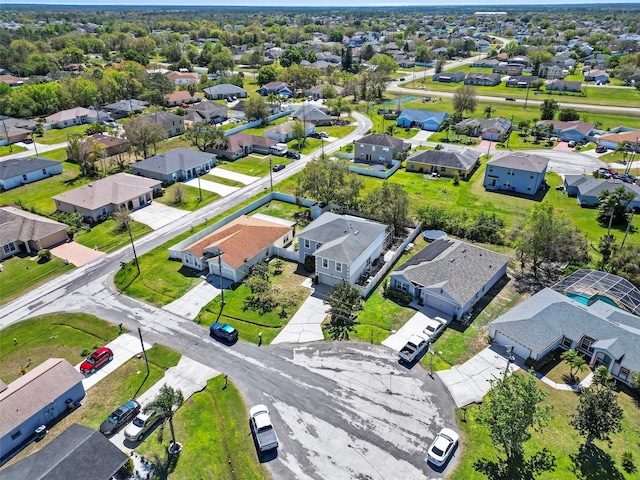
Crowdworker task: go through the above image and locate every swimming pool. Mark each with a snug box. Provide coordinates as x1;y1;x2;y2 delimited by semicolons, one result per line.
566;292;619;307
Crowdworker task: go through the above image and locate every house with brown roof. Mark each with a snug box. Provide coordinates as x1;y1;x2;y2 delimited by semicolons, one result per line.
454;117;512;142
45;107;109;129
484;152;550;195
85;133;131;157
52;172;161;222
184;101;227;125
0;206;69;260
0;358;85;460
0;74;27;87
598;130;640;152
536;120;594;143
164;90;203;107
211;132;277;160
165;71;199;86
180;215;294;282
354;133;410;165
0;117;36;144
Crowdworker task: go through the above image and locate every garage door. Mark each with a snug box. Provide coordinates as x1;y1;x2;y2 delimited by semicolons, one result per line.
493;332;530;360
424;294;456;316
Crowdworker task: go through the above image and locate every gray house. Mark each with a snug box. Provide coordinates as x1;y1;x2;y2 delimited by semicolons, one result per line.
354;133;409;165
138;112;184;138
454;117;512;141
297;212;391;287
102;99;149;119
390;239;508;319
0;156;62;191
184;101;227;125
490;271;640;386
291;104;332;126
484;152;549;195
131;148;216;185
432;71;465;83
203;84;248;100
0;358;85;461
563;176;640;210
406;148;480;179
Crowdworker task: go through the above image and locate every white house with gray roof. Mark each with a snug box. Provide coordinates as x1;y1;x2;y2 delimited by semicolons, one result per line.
203;84;248;100
297;212;391;287
0;156;62;191
564;176;640;210
131;148;216;185
390;239;508;319
490;282;640;387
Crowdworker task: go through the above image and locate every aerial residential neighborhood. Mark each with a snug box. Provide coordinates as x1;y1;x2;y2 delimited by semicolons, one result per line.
0;2;640;480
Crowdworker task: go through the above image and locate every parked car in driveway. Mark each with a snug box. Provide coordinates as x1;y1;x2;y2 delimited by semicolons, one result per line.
427;427;459;466
595;145;607;153
100;400;141;435
568;140;577;148
422;317;447;342
398;334;430;363
80;346;113;374
210;322;238;342
250;404;279;451
124;410;161;441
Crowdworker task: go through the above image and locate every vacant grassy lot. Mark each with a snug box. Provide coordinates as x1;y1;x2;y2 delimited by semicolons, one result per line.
38;125;90;145
136;376;271;480
0;254;75;306
74;218;152;253
253;199;310;226
217;155;272;177
155;183;221;211
449;373;640;480
0;313;121;383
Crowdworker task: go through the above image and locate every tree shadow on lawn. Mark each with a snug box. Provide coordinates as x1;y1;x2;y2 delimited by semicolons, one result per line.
474;449;556;480
147;449;181;480
569;443;625;480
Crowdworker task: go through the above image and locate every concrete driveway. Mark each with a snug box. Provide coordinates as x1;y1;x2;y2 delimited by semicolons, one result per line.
211;167;261;185
271;281;327;344
76;333;152;390
183;177;239;196
50;242;105;267
162;276;231;320
382;304;451;352
129;202;187;230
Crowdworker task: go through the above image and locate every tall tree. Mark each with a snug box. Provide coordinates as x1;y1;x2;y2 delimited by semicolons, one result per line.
597;186;636;235
478;371;552;461
291;119;306;150
324;280;363;341
364;182;409;235
184;124;224;152
540;98;559;120
143;384;184;451
570;366;623;446
560;349;587;379
66;132;98;177
452;85;478;115
244;95;270;123
123;117;167;159
296;156;363;209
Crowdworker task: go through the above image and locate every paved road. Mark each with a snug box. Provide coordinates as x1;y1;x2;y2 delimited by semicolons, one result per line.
2;140;68;160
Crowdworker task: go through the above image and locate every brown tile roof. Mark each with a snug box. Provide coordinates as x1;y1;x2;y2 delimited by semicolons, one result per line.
52;172;161;210
0;74;26;85
215;132;276;153
537;120;594;135
165;71;199;82
85;133;130;150
184;215;292;268
164;90;203;103
0;206;68;246
0;358;84;437
599;131;640;144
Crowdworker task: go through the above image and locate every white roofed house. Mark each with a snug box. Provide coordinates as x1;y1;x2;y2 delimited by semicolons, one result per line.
131;148;216;185
45;107;109;129
265;121;314;143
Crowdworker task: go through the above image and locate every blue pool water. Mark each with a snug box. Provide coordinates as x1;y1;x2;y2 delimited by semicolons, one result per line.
566;292;619;307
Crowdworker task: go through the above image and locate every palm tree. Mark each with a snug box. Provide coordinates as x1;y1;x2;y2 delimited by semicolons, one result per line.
598;186;636;235
386;124;396;136
266;92;278;112
143;384;184;453
615;141;628;164
483;105;494;119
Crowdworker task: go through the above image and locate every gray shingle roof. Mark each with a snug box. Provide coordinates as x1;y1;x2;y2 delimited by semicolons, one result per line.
132;148;215;175
0;424;127;480
0;156;61;180
356;133;405;148
577;178;640;199
204;84;247;96
0;206;68;246
393;239;509;305
103;99;148;113
407;148;480;170
298;212;388;264
487;152;550;173
292;105;331;121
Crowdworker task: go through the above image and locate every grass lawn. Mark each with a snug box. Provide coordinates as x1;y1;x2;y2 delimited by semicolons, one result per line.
217;155;272;177
252;199;311;226
38;125;90;145
0;145;27;156
155;183;221;211
74;218;152;253
0;313;121;383
449;373;640;480
0;161;88;215
202;174;244;188
33;147;68;161
199;259;311;345
135;376;270;480
0;254;75;306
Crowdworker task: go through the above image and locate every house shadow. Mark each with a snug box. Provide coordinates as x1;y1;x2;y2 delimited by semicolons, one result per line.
484;182;550;203
569;444;625;480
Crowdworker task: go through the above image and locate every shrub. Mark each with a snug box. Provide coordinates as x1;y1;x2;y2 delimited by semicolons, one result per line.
37;249;52;262
452;172;460;186
304;255;315;273
621;451;635;473
384;286;413;304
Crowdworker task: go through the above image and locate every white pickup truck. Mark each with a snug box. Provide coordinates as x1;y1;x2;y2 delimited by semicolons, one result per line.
398;334;430;363
250;404;279;452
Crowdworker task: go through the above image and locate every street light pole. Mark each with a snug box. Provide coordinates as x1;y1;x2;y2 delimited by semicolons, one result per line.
126;219;140;275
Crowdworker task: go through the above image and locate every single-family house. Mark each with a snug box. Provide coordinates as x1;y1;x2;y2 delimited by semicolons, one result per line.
0;156;62;191
494;64;524;76
464;72;501;86
102;99;149;119
0;423;128;480
454;117;512;141
265;121;314;143
164;90;202;107
307;83;344;100
432;71;466;83
506;75;539;88
509;55;529;66
490;271;640;386
0;206;69;260
0;74;26;87
259;81;293;97
563;176;640;210
291;104;332;126
131;148;215;185
536;120;594;143
203;84;248;100
138;112;184;138
354;134;410;165
397;109;449;132
484;152;549;195
180;215;293;281
52;172;161;222
0;117;36;145
184;101;227;125
0;359;85;460
472;59;499;69
406;148;481;179
85;133;131;157
390;238;508;319
583;69;609;84
597;130;640;152
165;71;199;86
538;64;566;79
297;212;392;287
475;39;491;51
210;132;277;160
545;79;582;93
45;107;107;129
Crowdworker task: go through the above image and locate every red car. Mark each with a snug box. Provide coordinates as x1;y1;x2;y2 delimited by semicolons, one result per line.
80;347;113;374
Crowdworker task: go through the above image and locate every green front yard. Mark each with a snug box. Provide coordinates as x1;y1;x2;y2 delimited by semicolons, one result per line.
0;145;27;156
74;218;152;253
155;183;221;211
38;125;90;145
217;154;272;177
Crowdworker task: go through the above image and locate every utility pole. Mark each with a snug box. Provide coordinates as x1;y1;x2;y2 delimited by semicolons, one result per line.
523;83;530;110
1;119;12;153
197;174;202;201
268;155;273;192
212;247;225;306
126;219;140;275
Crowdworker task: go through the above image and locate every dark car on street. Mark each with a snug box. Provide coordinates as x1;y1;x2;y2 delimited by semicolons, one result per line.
272;163;286;172
100;400;141;435
210;322;239;342
80;347;113;374
285;151;301;159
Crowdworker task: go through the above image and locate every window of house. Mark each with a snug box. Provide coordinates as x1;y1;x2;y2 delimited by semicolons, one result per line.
64;121;68;126
371;146;376;152
359;144;364;149
322;258;328;268
304;239;310;248
10;430;21;441
22;174;27;181
440;166;446;172
382;147;389;153
336;263;342;272
284;234;289;243
507;169;515;176
176;128;180;133
488;166;493;172
579;336;595;354
562;337;573;348
397;281;408;292
503;181;512;187
42;169;47;174
102;208;107;215
529;174;534;179
619;367;630;380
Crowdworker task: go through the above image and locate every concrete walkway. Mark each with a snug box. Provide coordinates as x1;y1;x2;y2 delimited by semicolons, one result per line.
210;167;260;185
183;177;239;196
76;333;152;390
163;278;222;320
271;281;328;344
